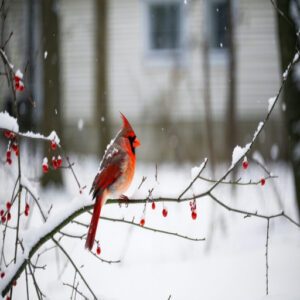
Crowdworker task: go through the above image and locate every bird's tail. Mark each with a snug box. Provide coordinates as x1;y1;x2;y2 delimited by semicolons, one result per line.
85;194;104;250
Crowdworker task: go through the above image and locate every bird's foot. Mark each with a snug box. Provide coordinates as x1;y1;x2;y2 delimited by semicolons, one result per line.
119;194;129;207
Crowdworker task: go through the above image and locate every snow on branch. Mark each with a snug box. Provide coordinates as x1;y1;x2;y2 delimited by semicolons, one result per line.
0;111;60;145
0;111;19;133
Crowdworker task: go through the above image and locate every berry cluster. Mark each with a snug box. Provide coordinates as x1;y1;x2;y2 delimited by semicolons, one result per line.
14;70;25;92
0;202;12;223
189;199;197;220
42;140;62;173
3;131;19;165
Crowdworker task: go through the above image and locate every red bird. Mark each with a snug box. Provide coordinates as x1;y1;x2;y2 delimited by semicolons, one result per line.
85;113;140;250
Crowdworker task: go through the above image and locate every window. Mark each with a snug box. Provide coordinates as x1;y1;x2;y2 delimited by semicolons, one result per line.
209;0;229;50
145;1;184;57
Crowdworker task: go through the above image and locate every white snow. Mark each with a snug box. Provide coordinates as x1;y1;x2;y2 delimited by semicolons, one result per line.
191;157;208;180
268;96;277;113
283;67;289;79
293;52;299;64
15;69;23;80
0;111;19;132
0;159;299;300
48;130;60;145
231;143;251;168
252;121;264;142
20;175;39;201
230;121;264;169
44;51;48;59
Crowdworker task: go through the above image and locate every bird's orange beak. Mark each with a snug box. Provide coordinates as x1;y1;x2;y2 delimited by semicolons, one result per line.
133;137;141;148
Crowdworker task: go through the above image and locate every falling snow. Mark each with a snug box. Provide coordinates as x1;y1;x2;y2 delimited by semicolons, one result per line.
78;118;84;131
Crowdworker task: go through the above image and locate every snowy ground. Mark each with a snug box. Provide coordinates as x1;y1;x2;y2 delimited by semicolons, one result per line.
1;156;300;300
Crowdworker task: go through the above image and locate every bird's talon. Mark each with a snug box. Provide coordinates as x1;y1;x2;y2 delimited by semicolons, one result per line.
119;195;129;207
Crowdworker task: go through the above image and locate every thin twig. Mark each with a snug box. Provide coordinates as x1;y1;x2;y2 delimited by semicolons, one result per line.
178;158;208;199
265;218;270;295
52;238;97;300
101;216;205;242
63;282;90;300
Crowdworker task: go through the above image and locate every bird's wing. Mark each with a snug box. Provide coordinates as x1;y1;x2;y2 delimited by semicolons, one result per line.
90;147;125;199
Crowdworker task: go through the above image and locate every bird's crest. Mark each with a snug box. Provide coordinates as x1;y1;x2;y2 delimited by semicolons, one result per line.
120;113;133;131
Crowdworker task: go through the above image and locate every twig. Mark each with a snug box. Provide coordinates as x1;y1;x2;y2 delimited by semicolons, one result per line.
178;158;208;199
52;238;97;300
199;175;277;186
101;216;205;242
27;262;44;300
138;176;147;190
265;219;270;295
63;282;90;300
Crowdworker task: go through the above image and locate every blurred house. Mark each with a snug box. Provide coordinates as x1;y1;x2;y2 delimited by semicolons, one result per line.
1;0;285;163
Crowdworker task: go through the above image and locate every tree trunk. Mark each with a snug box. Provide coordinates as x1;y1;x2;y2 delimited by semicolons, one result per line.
225;0;237;160
41;0;63;187
202;18;216;175
95;0;111;155
276;0;300;215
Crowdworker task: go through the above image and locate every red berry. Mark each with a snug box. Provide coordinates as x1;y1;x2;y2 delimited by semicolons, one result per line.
14;75;20;82
12;143;17;152
261;178;266;186
15;81;20;90
162;208;168;217
6;296;11;300
52;157;58;169
6;150;11;159
151;202;156;210
1;216;6;223
19;83;25;92
56;156;62;168
242;161;249;170
25;208;29;217
51;140;57;150
6;158;12;165
13;279;17;286
12;143;19;156
96;246;101;255
6;202;12;211
7;212;11;221
42;163;49;173
25;203;30;210
4;131;12;139
139;218;145;226
191;211;197;220
0;210;4;216
0;272;5;278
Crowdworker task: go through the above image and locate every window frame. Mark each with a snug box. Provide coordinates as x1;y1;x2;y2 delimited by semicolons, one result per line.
205;0;231;63
142;0;186;65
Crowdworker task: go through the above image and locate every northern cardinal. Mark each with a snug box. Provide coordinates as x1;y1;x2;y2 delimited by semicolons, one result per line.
85;113;140;250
